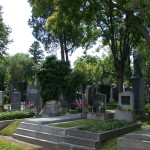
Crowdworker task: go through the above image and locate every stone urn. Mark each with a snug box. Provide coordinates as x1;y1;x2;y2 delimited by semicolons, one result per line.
43;100;62;117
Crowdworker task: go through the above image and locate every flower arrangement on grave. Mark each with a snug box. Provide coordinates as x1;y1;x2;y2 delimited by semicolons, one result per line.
83;104;93;113
117;105;132;112
75;98;82;112
26;101;38;108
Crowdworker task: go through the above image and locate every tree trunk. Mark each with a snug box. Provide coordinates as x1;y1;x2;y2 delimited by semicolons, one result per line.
108;1;150;49
117;74;124;94
64;32;68;61
60;39;65;60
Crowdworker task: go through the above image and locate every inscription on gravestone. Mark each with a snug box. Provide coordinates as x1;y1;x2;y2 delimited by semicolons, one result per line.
121;96;130;105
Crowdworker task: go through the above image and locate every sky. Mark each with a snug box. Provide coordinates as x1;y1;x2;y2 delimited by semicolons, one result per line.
0;0;107;65
0;0;35;55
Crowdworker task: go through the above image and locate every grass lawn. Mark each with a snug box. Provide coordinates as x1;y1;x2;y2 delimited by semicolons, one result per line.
0;119;24;136
50;119;100;128
0;139;24;150
97;136;118;150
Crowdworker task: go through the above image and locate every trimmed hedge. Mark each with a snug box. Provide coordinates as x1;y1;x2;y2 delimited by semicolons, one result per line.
0;111;34;121
78;119;132;132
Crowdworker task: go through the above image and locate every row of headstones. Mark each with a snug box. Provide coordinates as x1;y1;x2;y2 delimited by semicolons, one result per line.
110;84;150;102
0;85;40;111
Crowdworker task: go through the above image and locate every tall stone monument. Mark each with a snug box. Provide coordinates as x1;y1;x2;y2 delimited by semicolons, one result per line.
131;50;145;118
0;91;4;106
86;80;92;105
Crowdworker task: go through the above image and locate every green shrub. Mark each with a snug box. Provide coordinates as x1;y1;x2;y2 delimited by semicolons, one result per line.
145;104;150;116
78;119;132;132
0;111;34;121
4;94;8;104
37;55;71;103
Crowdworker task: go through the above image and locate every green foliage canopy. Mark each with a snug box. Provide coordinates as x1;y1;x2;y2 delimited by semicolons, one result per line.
37;55;71;102
28;41;44;64
0;6;12;56
8;53;35;88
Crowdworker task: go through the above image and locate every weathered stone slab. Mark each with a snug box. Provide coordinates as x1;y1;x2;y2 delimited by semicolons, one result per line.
25;116;81;125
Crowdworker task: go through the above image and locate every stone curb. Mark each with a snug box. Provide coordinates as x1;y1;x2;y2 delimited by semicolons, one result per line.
0;120;15;130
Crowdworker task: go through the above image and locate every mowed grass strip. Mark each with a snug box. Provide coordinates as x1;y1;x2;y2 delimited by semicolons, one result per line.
0;119;24;136
0;139;24;150
50;119;100;128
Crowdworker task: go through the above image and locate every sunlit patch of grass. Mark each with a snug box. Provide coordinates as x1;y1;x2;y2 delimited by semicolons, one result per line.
0;119;24;136
0;139;24;150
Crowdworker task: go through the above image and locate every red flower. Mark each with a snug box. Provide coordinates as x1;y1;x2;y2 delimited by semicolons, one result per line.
84;104;88;107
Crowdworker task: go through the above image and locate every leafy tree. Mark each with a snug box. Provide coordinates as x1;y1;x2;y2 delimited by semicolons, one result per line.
28;41;44;64
8;53;35;88
0;56;11;90
51;0;141;93
37;55;71;103
0;6;12;56
28;0;99;61
137;40;150;85
73;55;103;84
107;0;150;48
101;54;115;84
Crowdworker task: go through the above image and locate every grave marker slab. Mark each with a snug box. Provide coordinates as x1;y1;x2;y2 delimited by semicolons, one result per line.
11;92;21;110
27;85;40;105
93;94;106;113
115;91;136;122
0;91;4;105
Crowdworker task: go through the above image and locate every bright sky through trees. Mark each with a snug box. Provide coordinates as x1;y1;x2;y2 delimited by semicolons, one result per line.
0;0;35;55
0;0;106;66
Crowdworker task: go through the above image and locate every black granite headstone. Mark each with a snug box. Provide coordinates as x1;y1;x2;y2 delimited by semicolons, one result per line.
27;85;39;105
11;92;21;110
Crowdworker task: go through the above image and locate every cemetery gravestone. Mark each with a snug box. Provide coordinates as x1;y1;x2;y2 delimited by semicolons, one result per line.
0;91;4;112
0;91;4;106
131;50;145;118
43;100;62;117
114;91;136;122
93;94;106;113
27;85;40;106
11;92;21;110
109;85;114;102
19;81;27;102
86;84;92;105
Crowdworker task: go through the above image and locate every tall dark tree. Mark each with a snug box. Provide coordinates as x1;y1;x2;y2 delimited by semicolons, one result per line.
0;6;11;56
28;0;99;61
52;0;140;93
28;41;44;64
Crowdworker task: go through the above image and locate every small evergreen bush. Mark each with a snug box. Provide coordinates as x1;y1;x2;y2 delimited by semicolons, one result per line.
145;104;150;116
4;95;8;104
0;111;34;121
78;119;132;132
